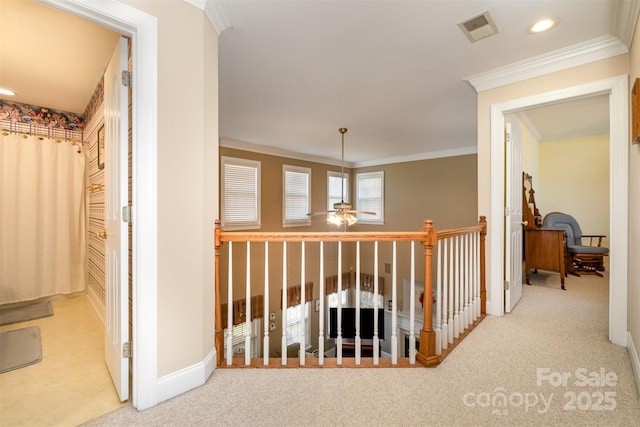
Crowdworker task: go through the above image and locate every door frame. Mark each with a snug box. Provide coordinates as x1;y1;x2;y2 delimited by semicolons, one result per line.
488;75;628;346
40;0;158;410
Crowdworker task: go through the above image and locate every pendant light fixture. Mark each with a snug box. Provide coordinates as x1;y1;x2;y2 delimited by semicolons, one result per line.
308;128;375;227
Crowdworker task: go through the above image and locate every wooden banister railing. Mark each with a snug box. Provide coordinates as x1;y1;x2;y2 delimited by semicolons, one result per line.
214;216;487;368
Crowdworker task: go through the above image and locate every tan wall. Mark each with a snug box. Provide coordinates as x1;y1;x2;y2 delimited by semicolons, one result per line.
477;55;628;309
353;155;478;231
219;147;477;355
537;134;610;248
122;0;219;376
629;19;640;377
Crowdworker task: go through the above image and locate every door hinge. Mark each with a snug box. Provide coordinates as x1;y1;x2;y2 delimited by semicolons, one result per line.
122;205;132;223
122;342;132;358
122;70;132;88
504;280;510;290
504;206;510;216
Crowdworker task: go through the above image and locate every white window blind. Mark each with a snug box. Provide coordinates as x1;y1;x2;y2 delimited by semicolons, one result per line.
283;165;311;227
356;171;384;224
224;319;262;358
327;171;349;210
285;302;310;345
221;157;260;230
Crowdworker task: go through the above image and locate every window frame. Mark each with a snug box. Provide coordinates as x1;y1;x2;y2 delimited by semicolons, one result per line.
282;164;312;227
221;156;261;230
223;318;262;358
285;301;311;346
327;170;349;211
356;170;384;224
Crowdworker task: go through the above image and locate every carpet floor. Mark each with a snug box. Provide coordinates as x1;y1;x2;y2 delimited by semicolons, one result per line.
85;271;640;426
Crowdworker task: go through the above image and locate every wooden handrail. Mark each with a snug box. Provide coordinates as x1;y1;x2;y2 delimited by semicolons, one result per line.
218;230;431;243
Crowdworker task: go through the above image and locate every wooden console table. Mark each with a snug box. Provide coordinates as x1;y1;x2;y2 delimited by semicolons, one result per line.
524;229;566;290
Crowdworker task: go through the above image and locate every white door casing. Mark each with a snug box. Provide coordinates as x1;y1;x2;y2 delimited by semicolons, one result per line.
488;76;628;346
504;118;523;313
104;37;130;402
40;0;159;410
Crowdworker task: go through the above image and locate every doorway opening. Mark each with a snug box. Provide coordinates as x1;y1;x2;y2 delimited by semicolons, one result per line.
489;76;629;347
35;0;159;411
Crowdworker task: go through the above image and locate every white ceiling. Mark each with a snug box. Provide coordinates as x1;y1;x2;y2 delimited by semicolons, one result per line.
0;1;630;165
0;0;120;114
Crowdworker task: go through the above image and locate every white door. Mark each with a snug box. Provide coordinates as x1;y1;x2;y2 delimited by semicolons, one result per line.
104;37;130;401
504;118;523;313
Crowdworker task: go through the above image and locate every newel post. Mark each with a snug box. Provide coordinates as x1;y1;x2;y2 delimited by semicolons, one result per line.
214;220;224;367
416;219;440;367
479;216;487;315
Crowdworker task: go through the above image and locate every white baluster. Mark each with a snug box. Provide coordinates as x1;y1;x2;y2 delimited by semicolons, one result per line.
442;238;449;350
435;240;441;356
454;235;460;339
409;241;416;364
226;241;233;365
373;241;380;365
337;241;343;365
263;241;269;366
475;232;480;319
447;237;454;344
468;234;474;328
391;241;398;365
300;241;306;366
318;241;325;365
355;241;361;365
245;241;251;366
281;241;287;366
464;234;470;330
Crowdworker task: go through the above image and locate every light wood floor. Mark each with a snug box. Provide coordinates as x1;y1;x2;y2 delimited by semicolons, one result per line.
0;296;125;426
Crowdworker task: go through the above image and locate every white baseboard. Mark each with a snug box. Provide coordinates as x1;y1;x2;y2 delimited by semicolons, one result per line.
156;347;216;404
627;331;640;398
86;287;105;326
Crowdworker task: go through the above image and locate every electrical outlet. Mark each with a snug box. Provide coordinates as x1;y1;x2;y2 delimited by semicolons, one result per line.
269;322;277;331
269;312;276;320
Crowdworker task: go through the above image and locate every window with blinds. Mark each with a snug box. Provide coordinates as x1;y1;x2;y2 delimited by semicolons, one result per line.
224;318;262;358
356;171;384;224
221;157;261;230
327;170;349;210
285;302;310;346
283;165;311;227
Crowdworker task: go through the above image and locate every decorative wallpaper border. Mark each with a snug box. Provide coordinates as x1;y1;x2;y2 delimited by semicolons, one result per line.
0;99;84;130
83;77;104;126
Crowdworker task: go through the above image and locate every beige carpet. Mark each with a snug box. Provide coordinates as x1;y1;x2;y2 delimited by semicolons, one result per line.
86;271;640;426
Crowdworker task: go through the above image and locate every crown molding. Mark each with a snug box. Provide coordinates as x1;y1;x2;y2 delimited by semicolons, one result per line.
613;0;640;48
464;35;628;92
352;146;477;168
183;0;235;35
220;138;477;168
220;138;347;167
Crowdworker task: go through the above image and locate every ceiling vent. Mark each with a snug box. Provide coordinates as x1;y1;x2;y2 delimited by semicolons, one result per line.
458;10;499;43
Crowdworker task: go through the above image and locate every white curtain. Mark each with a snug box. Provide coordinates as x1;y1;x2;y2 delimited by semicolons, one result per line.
0;133;86;304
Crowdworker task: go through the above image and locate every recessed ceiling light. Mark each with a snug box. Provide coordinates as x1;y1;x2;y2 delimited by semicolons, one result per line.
0;87;16;96
528;18;557;34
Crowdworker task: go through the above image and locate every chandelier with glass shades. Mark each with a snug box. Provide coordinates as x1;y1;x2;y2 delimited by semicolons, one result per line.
308;128;375;227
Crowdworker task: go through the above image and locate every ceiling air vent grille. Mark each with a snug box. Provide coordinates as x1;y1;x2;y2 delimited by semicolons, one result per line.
458;10;499;43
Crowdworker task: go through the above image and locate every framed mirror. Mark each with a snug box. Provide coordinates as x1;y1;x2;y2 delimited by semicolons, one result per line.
97;125;105;169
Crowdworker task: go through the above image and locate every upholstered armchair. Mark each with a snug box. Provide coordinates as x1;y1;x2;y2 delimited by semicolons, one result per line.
543;212;609;277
